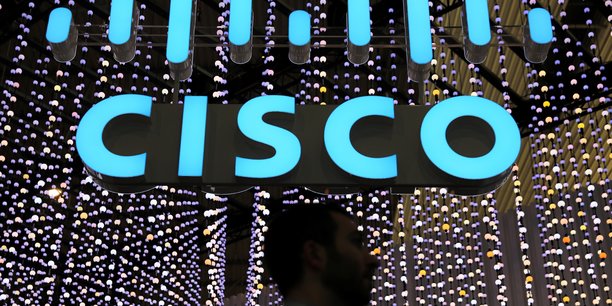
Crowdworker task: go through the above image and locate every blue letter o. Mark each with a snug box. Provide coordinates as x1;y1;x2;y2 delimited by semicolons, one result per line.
420;96;520;180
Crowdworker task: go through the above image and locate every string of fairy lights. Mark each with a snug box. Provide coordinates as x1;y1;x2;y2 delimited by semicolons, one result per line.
202;194;228;305
0;0;610;305
410;189;495;305
245;189;270;306
530;116;611;305
524;1;611;305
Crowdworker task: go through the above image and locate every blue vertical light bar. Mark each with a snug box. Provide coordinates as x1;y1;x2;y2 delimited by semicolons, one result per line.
347;0;371;46
167;0;193;64
289;10;310;46
229;0;252;46
406;0;433;64
465;0;491;46
46;8;72;43
178;96;208;177
109;0;135;45
528;8;553;44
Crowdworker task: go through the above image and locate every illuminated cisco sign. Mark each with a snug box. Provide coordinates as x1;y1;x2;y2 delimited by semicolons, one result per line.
47;0;554;194
76;94;520;194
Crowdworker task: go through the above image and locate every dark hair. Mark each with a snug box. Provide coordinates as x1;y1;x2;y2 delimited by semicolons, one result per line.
264;204;351;296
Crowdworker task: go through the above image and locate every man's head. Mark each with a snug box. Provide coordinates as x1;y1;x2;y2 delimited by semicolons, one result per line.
264;204;378;305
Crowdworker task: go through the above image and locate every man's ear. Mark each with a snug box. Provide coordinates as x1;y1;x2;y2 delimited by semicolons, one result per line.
302;240;327;271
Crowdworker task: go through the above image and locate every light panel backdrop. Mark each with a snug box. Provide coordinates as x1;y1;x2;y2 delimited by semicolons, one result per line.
0;0;610;305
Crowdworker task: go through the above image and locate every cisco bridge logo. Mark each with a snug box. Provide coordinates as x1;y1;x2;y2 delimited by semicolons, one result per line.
46;0;553;79
44;1;554;194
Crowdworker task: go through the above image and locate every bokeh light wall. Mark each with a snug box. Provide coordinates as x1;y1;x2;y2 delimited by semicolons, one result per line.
0;0;610;305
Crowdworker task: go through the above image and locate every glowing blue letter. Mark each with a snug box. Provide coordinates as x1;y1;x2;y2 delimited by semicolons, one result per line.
420;96;520;180
76;94;152;178
235;96;301;178
324;96;397;179
178;96;208;176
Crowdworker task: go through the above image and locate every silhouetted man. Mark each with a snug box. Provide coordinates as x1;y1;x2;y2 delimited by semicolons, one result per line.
264;204;379;306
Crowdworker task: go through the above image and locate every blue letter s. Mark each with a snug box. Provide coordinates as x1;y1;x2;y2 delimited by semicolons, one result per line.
235;95;301;178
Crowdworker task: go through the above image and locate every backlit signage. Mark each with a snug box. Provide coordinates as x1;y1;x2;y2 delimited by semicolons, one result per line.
76;95;520;194
46;0;554;194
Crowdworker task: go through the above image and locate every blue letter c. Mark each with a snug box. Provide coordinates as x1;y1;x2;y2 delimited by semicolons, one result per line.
76;94;151;178
324;96;397;179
